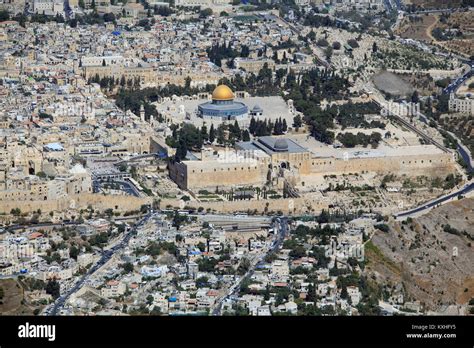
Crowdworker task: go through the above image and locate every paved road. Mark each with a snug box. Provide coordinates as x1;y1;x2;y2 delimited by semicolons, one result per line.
193;214;272;222
211;217;288;315
443;67;473;95
5;221;79;233
395;181;474;218
383;0;393;12
393;0;403;10
457;142;473;172
47;212;153;315
407;7;474;15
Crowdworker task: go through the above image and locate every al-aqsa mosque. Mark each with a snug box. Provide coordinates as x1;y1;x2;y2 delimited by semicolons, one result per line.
197;85;249;121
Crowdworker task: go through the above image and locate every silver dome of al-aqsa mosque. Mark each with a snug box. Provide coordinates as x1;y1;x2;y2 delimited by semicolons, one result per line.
273;138;289;152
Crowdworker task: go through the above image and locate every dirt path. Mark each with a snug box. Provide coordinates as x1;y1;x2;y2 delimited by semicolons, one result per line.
426;14;439;43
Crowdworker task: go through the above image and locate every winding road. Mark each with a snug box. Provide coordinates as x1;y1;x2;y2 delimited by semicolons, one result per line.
394;181;474;219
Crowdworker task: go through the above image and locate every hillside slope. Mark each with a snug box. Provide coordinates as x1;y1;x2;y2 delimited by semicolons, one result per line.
366;198;473;312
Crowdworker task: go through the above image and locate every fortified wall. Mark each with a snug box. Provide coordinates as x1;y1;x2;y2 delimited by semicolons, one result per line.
170;145;456;191
0;193;153;216
309;151;455;176
161;196;328;215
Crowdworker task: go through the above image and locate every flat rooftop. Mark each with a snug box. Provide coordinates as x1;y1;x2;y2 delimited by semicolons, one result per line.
312;144;447;160
237;136;309;155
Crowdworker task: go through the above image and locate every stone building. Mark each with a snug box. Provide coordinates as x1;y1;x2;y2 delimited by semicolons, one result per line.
234;58;276;74
169;135;455;191
81;56;154;84
448;93;474;116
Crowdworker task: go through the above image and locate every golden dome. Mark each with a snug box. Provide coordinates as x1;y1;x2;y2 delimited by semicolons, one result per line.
212;85;234;101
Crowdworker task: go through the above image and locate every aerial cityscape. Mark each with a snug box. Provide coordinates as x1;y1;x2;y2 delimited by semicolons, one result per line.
0;0;473;320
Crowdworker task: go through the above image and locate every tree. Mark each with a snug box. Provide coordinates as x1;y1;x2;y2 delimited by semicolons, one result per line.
325;46;333;61
121;262;134;274
172;211;187;230
242;129;250;141
249;117;256;134
318;209;330;223
103;12;116;22
10;208;21;216
197;242;206;252
273;117;286;135
0;10;10;22
45;280;60;299
69;246;79;260
347;39;359;48
372;42;378;53
199;8;213;18
340;286;348;299
68;18;78;28
240;45;250;58
304;284;316;304
229;120;241;141
237;258;251;274
196;276;209;288
175;138;187;162
216;124;227;145
209;123;216;143
173;123;203;151
200;125;208;144
293;115;302;130
317;38;329;47
289;245;306;258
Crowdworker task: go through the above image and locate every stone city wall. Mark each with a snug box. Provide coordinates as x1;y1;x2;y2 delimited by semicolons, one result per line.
0;193;152;215
173;151;455;191
309;152;455;176
160;196;328;215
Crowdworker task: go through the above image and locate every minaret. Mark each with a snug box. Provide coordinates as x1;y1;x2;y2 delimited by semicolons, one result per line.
140;105;145;122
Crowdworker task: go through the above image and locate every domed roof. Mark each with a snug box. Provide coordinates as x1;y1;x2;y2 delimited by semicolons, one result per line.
212;85;234;101
274;138;288;151
252;104;263;112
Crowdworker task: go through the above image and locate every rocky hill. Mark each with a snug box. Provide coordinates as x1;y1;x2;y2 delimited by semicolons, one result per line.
365;198;473;312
